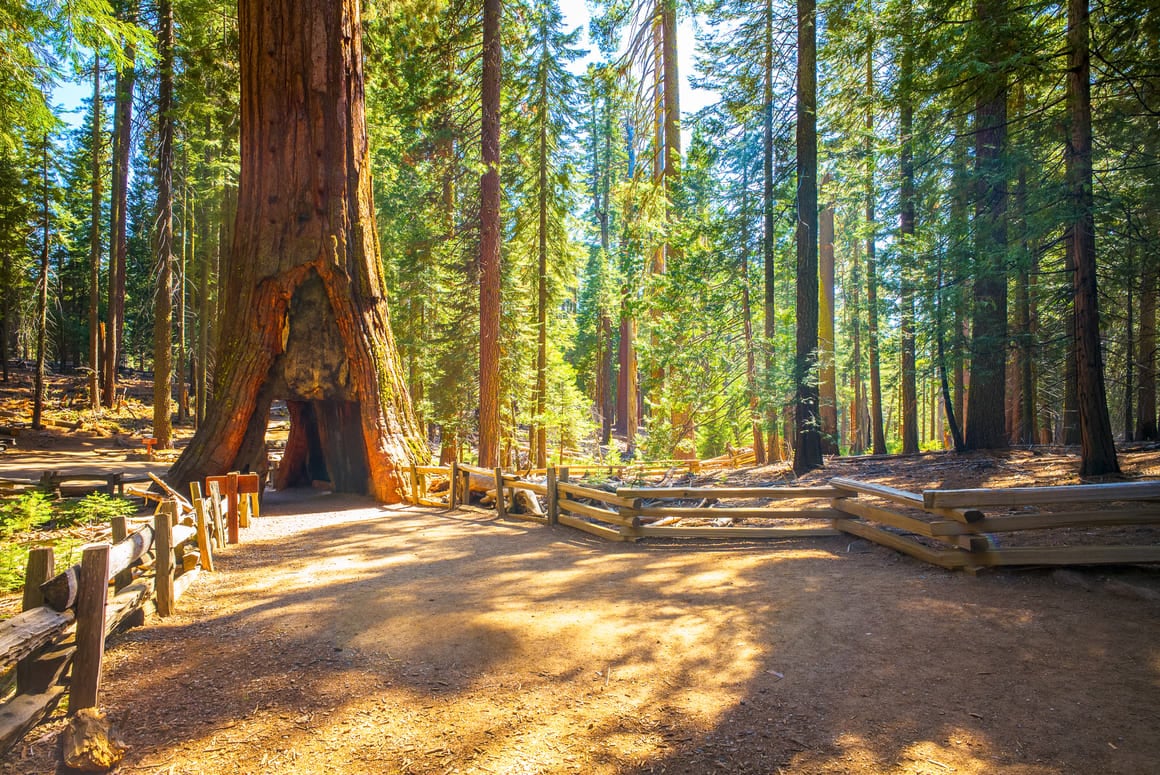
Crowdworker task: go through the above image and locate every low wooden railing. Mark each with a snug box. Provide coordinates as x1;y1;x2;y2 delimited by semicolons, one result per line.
0;499;208;756
400;465;1160;569
1;470;261;757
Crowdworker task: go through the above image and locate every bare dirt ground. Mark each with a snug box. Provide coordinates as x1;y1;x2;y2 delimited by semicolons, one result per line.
3;457;1160;774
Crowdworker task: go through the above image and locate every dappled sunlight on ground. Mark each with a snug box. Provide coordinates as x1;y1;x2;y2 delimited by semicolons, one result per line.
4;488;1158;774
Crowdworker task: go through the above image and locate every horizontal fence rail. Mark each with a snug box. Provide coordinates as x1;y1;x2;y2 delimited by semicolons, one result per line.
401;464;1160;571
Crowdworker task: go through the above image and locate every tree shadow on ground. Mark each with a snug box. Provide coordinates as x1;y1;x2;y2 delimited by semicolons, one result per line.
18;489;1157;775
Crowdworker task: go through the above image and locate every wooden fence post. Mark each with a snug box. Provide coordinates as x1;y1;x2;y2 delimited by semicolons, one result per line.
450;461;459;510
16;547;55;693
71;543;111;712
155;503;176;617
494;468;506;518
109;516;133;592
546;466;558;526
192;496;214;572
410;464;421;505
226;472;240;544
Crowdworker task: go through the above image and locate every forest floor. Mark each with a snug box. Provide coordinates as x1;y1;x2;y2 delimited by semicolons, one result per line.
2;371;1160;774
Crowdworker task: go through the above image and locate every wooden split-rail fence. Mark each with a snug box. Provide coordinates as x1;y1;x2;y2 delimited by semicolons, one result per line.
0;471;261;757
403;464;1160;570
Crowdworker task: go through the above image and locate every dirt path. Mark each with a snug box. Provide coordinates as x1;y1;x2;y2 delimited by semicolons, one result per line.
5;488;1160;775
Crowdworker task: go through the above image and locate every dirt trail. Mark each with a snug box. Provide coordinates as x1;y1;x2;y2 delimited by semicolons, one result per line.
4;485;1160;775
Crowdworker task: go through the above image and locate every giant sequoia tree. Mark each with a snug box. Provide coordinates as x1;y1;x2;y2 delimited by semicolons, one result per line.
169;0;424;500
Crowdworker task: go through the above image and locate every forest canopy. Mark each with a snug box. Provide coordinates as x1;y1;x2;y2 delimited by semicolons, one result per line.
1;0;1156;479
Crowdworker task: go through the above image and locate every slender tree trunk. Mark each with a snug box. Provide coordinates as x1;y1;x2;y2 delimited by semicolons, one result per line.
88;58;102;410
195;131;215;425
762;0;780;461
818;177;838;455
1066;0;1119;474
898;29;919;455
965;0;1009;450
617;124;638;448
740;152;765;463
1124;251;1133;441
177;159;190;425
478;0;502;468
533;72;549;469
104;12;136;408
1136;260;1157;440
33;140;51;430
152;0;174;450
849;237;866;454
793;0;823;474
169;0;424;499
864;40;887;455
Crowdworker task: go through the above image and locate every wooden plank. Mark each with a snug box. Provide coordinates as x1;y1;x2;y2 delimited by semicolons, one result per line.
615;486;846;500
173;567;201;601
511;480;548;496
559;497;638;527
226;473;239;543
832;498;937;537
637;506;838;520
924;480;1160;510
147;473;195;515
830;477;984;523
206;481;227;547
546;467;559;526
20;547;53;613
415;466;451;475
558;481;639;509
927;508;1160;535
192;496;215;573
16;547;56;693
0;686;67;757
832;518;971;569
155;506;175;618
634;525;842;539
557;513;632;542
71;544;111;712
0;607;74;674
105;581;149;635
494;467;507;518
970;545;1160;567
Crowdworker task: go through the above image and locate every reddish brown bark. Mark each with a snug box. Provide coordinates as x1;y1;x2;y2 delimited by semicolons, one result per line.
478;0;502;468
169;0;424;501
1066;0;1119;474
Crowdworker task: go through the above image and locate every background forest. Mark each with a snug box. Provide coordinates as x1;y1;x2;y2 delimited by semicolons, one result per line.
0;0;1156;474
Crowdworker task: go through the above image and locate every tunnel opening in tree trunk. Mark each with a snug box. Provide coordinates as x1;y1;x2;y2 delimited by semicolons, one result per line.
274;400;370;493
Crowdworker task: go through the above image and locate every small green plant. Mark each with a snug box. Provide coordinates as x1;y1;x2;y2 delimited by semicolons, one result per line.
61;493;136;526
0;492;55;538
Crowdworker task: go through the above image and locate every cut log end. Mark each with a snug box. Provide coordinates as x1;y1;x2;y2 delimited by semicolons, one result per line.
61;708;128;772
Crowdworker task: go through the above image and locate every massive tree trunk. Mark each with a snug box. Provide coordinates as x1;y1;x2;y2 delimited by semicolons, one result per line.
1066;0;1118;474
169;0;424;500
793;0;823;475
153;0;174;449
104;8;136;408
965;0;1009;450
478;0;502;468
88;58;102;410
1137;261;1157;440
